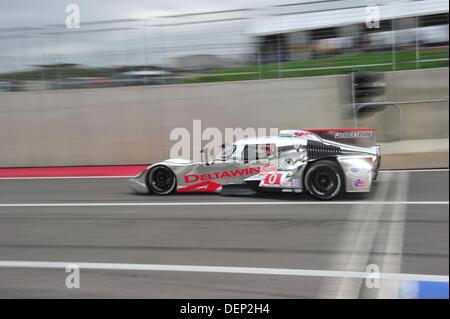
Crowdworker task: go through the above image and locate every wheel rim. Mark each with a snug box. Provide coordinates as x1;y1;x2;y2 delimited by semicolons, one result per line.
310;167;337;195
150;167;175;193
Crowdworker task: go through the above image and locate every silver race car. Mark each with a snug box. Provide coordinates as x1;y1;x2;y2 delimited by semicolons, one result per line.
129;128;381;200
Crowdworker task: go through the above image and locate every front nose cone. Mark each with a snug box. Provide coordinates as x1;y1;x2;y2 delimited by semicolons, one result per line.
128;177;149;194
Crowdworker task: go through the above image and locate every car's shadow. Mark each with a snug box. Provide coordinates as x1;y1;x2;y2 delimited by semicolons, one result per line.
129;188;375;202
220;192;373;201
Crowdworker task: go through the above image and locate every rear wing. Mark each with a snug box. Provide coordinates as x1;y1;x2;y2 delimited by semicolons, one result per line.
280;128;377;148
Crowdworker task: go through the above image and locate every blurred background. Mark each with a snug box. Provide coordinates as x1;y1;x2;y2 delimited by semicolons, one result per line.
0;0;448;168
0;0;448;87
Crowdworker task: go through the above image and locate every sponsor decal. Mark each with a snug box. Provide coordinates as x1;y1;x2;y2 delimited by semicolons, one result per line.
335;131;373;139
352;178;366;188
350;167;359;173
292;179;302;188
184;167;261;184
177;181;222;193
261;165;278;172
293;130;312;137
281;180;293;187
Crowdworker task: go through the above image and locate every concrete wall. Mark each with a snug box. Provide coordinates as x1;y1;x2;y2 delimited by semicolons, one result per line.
0;68;447;167
360;68;449;141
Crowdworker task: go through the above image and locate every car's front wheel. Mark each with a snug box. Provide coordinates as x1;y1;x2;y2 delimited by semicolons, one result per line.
146;165;177;195
304;160;343;200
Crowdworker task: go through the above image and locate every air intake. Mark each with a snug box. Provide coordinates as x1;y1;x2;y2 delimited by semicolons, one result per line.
306;140;341;160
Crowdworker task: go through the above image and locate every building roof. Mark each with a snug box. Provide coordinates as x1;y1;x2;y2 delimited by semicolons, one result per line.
248;0;449;36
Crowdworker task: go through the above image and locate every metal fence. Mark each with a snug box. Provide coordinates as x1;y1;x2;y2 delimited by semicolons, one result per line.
0;0;448;91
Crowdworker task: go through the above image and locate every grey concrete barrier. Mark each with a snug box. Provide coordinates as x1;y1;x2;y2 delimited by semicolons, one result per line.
0;68;448;167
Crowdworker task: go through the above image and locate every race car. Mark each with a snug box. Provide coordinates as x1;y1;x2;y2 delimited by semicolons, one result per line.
129;128;381;200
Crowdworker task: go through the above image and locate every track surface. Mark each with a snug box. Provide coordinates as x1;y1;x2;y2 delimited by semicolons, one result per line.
0;170;448;298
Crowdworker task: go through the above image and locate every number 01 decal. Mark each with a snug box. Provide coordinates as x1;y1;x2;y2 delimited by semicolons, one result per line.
263;173;283;186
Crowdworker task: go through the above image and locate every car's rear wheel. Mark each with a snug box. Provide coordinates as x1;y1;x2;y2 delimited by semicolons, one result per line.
146;166;177;195
304;160;343;200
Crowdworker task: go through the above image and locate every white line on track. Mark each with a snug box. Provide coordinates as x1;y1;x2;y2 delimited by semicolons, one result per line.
0;260;447;283
377;172;409;298
0;168;447;180
0;201;448;207
335;172;394;298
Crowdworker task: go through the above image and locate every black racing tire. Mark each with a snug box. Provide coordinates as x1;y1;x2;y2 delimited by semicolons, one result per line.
304;160;344;200
146;165;177;195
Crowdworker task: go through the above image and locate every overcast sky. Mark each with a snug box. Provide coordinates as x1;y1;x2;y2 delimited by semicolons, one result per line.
1;1;446;73
0;0;309;73
0;0;299;28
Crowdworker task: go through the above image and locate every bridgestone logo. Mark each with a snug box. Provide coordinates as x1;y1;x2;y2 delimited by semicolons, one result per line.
334;131;373;138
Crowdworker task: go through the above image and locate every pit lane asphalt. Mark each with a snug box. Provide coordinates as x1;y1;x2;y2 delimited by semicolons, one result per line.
0;170;448;298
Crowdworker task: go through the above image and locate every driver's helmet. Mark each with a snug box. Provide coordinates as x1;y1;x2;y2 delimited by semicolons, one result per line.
264;144;275;157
